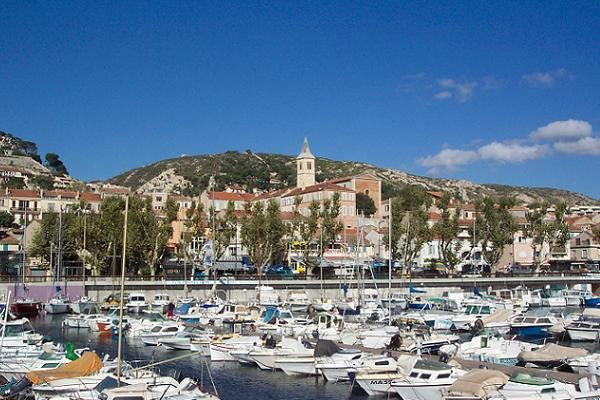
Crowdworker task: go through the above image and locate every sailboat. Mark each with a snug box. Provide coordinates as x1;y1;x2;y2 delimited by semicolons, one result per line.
11;208;41;318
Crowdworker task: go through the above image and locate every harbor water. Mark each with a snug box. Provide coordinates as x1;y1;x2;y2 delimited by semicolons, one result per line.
30;314;367;400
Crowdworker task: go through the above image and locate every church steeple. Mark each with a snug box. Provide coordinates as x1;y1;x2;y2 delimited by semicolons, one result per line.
296;137;315;188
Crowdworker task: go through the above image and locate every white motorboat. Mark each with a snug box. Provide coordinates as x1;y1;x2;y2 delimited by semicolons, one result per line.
0;318;43;348
391;359;462;400
151;293;171;313
566;320;600;341
63;313;104;329
256;286;279;307
381;292;409;312
139;323;184;346
69;296;98;314
159;327;212;351
284;290;311;313
209;335;260;362
439;334;539;366
318;354;397;382
0;349;81;381
353;355;420;396
126;293;150;314
94;378;220;400
248;337;312;370
45;296;71;314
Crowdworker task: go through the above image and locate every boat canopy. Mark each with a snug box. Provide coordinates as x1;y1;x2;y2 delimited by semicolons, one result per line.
483;309;513;325
314;339;341;357
27;352;104;385
518;343;588;364
448;369;509;398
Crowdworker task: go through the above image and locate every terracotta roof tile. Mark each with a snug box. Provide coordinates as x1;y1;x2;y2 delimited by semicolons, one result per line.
283;182;354;198
2;189;41;199
208;191;255;202
80;192;102;202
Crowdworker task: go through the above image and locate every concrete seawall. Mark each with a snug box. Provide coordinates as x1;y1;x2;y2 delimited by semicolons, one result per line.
1;275;594;303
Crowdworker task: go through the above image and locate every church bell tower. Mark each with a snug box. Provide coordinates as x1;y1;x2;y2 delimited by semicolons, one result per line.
296;137;315;188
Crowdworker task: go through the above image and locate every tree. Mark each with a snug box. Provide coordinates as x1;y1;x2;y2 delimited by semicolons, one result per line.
320;192;343;256
290;197;320;273
356;192;376;217
164;198;179;223
475;197;517;269
240;200;287;277
180;200;205;263
387;186;432;272
45;153;68;176
524;201;569;270
432;193;462;271
208;200;238;266
30;175;55;190
0;211;14;229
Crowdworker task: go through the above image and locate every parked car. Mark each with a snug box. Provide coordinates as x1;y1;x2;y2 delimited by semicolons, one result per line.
263;265;294;279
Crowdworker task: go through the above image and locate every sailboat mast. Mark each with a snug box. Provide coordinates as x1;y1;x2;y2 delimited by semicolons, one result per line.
0;290;12;353
388;199;392;325
116;196;129;385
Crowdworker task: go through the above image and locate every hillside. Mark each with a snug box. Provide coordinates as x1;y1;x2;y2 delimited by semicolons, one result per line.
108;150;599;205
0;130;77;190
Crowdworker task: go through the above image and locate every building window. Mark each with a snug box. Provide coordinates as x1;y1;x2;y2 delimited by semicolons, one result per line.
582;250;588;259
299;162;303;170
307;162;312;170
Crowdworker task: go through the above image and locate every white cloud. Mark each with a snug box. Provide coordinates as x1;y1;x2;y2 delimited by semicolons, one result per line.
418;148;479;171
478;142;549;163
522;68;568;87
554;137;600;155
433;91;452;100
438;79;478;102
529;119;592;142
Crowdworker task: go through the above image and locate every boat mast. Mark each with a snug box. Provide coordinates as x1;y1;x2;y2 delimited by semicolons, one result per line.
116;196;129;385
22;207;28;290
0;290;12;354
388;199;392;325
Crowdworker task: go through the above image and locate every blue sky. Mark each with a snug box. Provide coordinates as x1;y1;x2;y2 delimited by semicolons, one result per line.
1;1;599;197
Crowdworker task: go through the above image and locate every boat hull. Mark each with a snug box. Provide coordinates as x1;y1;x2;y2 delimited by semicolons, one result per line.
275;357;316;376
45;303;70;314
11;302;40;317
393;383;451;400
567;328;600;341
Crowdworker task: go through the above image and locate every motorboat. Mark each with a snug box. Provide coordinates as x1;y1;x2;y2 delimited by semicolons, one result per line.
354;356;434;396
510;315;558;337
248;337;312;371
159;327;211;352
70;296;98;314
209;335;260;362
151;293;171;313
517;343;588;369
256;286;279;307
538;289;567;307
92;377;220;400
381;292;409;312
391;359;462;400
0;318;43;348
565;308;600;341
63;313;104;329
139;323;184;346
284;290;311;313
318;354;397;382
446;370;600;400
439;333;539;366
45;296;71;314
275;339;360;377
10;298;41;317
126;293;150;314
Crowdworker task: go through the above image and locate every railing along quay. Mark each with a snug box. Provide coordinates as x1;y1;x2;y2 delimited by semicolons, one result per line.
3;272;599;290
